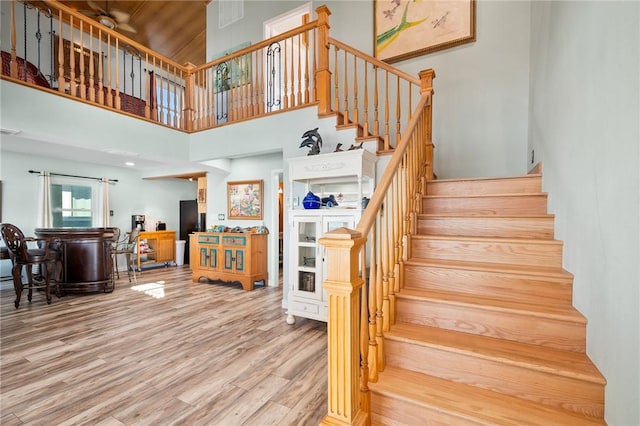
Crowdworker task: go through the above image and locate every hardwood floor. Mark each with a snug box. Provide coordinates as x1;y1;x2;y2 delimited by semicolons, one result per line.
0;266;327;425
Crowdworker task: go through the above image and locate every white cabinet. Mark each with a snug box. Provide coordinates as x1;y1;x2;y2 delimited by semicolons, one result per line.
286;150;376;324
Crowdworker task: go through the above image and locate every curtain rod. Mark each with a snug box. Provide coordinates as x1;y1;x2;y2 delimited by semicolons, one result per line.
28;170;118;183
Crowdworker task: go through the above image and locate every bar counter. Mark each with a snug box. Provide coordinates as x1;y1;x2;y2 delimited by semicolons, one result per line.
35;227;116;293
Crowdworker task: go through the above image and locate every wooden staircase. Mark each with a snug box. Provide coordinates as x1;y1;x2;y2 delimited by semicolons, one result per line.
368;173;606;425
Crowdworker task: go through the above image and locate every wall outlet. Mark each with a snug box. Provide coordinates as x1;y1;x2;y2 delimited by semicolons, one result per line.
531;149;535;164
218;213;225;220
109;210;114;216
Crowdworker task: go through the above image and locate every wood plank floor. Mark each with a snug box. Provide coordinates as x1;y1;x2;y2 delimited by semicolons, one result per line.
0;266;327;425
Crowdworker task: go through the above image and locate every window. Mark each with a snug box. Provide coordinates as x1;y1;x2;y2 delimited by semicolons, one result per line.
51;181;94;227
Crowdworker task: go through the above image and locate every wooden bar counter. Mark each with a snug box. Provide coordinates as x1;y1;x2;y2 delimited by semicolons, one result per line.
35;227;116;293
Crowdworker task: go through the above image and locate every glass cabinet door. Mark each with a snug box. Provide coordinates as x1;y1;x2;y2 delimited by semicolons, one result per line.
293;217;321;299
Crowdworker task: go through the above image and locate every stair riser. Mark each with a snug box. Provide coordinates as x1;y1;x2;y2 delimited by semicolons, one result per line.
385;339;604;417
411;238;563;268
422;195;548;216
417;216;555;239
371;392;487;426
395;298;586;352
426;177;542;196
403;264;573;306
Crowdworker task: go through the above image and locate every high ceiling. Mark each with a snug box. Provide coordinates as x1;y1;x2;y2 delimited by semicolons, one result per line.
37;1;210;66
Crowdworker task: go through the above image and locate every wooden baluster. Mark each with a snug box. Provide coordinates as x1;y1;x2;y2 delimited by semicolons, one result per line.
10;0;18;78
319;228;368;426
165;62;171;125
297;33;302;106
384;71;390;151
69;16;76;97
315;6;331;115
210;67;216;126
395;76;401;149
353;55;359;125
177;65;182;128
333;46;339;118
88;25;95;102
115;38;121;110
373;67;379;141
282;39;288;109
243;54;249;118
250;50;256;117
151;57;157;120
57;11;65;93
304;30;310;104
392;172;400;316
368;225;379;383
375;209;384;372
290;36;295;107
106;34;112;108
144;53;150;118
259;47;265;115
312;28;317;103
359;245;371;419
382;191;391;331
363;62;369;137
200;69;206;128
79;20;85;100
157;61;164;123
98;30;104;104
343;50;349;124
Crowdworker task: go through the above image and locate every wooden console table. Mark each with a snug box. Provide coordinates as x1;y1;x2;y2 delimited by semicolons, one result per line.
189;232;268;291
34;227;115;293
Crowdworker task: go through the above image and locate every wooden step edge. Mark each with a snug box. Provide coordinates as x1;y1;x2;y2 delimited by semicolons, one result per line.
386;323;606;384
397;288;587;323
418;213;555;219
422;192;548;200
411;234;563;246
403;258;574;281
370;366;606;426
426;174;543;184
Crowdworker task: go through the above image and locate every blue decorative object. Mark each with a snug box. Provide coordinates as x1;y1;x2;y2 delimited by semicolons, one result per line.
302;191;321;209
322;195;338;208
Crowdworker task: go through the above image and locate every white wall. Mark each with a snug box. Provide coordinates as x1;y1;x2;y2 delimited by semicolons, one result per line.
528;2;640;425
0;150;196;276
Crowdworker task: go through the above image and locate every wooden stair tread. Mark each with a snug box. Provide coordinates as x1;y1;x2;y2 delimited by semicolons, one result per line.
428;174;543;184
423;192;547;199
412;233;563;246
418;213;555;219
403;257;573;280
397;288;586;323
386;323;605;384
371;366;606;426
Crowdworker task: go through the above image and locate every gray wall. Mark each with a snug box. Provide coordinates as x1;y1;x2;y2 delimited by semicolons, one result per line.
528;2;640;425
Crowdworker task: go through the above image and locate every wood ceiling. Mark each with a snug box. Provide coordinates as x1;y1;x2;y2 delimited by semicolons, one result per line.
44;1;210;66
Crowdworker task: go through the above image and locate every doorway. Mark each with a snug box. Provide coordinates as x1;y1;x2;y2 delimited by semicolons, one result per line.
263;3;313;112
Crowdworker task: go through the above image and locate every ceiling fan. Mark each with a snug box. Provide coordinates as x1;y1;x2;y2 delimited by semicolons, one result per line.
81;0;136;33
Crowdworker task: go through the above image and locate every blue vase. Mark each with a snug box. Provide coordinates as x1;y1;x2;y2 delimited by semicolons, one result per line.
302;191;321;209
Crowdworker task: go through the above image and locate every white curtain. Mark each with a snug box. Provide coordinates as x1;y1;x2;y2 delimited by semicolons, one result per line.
95;178;110;227
37;171;52;227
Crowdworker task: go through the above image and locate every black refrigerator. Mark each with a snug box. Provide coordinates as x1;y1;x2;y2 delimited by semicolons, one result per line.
179;200;205;265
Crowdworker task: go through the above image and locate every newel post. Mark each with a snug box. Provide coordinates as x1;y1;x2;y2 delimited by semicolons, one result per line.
315;5;332;115
320;228;369;426
419;69;436;181
183;62;197;131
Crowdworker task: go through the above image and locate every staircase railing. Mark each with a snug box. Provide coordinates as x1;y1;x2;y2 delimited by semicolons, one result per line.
326;38;421;153
320;69;435;425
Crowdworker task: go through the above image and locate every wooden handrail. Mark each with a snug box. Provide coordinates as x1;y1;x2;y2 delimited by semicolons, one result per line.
39;0;184;70
328;38;420;86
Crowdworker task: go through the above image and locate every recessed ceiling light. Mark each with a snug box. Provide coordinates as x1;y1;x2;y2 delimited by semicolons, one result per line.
126;161;135;166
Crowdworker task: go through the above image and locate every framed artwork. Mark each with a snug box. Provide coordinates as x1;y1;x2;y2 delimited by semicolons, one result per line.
212;41;251;93
374;0;476;63
227;180;263;220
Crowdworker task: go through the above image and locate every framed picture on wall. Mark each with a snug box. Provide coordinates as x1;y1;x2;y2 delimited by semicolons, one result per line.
227;180;263;220
374;0;476;63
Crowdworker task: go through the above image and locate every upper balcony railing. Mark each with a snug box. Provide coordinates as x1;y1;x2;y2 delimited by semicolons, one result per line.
2;1;422;155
